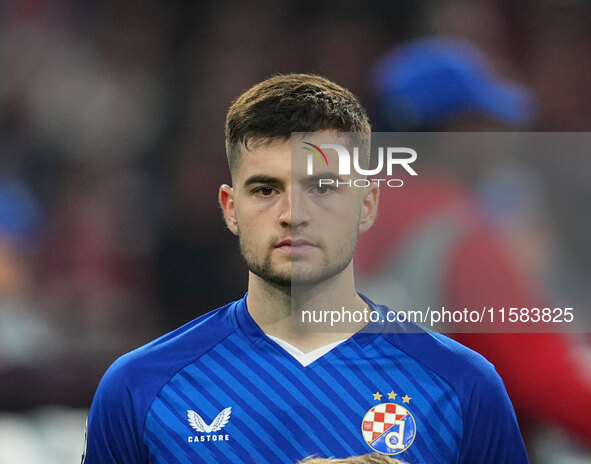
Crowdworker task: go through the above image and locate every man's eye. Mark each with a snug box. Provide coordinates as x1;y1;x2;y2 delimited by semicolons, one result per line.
314;185;335;195
255;186;275;196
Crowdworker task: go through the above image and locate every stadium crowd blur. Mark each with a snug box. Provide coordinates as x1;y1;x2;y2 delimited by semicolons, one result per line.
0;0;590;463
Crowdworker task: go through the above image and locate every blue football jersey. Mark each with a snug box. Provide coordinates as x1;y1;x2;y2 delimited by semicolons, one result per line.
84;295;529;464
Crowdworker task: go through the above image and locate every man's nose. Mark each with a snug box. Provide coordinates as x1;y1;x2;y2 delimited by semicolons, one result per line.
278;188;310;228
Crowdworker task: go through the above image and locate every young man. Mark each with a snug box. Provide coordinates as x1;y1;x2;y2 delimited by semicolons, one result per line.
83;74;529;463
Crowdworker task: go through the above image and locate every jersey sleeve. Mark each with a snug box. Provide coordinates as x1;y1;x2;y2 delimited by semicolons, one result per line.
83;356;148;464
458;361;529;464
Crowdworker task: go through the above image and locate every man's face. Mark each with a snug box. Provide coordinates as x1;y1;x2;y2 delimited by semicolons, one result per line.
219;137;378;287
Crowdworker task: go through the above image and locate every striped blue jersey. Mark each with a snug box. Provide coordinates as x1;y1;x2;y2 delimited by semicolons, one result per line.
84;295;528;464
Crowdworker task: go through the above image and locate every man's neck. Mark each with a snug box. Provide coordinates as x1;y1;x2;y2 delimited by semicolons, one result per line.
245;265;368;352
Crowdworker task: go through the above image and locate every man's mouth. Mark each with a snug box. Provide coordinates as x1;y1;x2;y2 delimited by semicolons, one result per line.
275;238;316;253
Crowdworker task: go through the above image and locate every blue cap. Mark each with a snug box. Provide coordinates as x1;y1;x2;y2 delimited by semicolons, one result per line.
372;37;536;129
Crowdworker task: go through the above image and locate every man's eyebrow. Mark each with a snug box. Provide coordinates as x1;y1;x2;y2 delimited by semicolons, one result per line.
243;175;283;187
303;172;346;183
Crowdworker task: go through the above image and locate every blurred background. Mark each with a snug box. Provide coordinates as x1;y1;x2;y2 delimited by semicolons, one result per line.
0;0;590;462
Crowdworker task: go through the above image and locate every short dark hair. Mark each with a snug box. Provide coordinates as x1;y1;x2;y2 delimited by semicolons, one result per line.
225;73;371;174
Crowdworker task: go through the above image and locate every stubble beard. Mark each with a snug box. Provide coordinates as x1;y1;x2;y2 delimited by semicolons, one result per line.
238;234;358;289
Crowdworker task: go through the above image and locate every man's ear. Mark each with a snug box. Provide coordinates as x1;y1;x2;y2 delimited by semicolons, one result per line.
359;183;379;234
219;184;238;235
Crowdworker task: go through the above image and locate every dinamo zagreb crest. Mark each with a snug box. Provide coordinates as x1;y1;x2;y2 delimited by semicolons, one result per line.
361;403;416;455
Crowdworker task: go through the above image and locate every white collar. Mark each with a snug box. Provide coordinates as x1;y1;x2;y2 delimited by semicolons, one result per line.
267;335;347;367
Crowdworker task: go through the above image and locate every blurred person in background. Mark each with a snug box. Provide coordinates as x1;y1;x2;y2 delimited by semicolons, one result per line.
0;178;102;409
356;36;591;461
0;0;183;420
0;179;59;371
